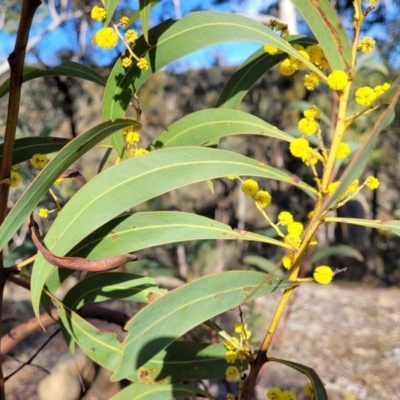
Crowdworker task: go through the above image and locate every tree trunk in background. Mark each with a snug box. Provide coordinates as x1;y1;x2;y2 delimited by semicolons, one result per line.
279;0;298;34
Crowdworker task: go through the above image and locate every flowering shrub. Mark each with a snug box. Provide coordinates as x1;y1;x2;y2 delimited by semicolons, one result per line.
0;1;399;399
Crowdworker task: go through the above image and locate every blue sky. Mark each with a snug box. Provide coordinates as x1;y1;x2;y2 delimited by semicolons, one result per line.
0;0;271;71
0;0;394;71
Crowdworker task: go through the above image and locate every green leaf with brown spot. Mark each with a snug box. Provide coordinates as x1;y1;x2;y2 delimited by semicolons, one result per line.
53;297;122;371
62;272;167;310
130;342;247;383
30;147;315;323
112;271;297;381
291;0;352;73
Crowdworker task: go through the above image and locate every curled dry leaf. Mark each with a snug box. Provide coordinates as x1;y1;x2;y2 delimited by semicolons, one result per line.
29;214;137;272
59;169;87;186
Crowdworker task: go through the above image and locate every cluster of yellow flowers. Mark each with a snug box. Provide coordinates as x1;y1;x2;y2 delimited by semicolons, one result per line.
292;103;353;168
266;382;314;400
327;175;380;200
289;137;319;166
357;37;375;53
355;82;390;106
241;178;272;208
224;323;251;380
264;42;328;86
298;105;320;136
90;5;148;70
266;387;297;400
121;126;149;157
8;154;50;189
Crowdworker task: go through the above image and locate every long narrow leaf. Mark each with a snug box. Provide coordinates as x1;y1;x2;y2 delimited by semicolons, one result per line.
62;272;167;310
291;0;352;73
112;271;297;380
104;0;119;26
53;297;122;371
110;383;211;400
216;35;316;109
149;108;293;150
0;120;138;252
0;62;105;99
31;147;312;321
139;0;152;44
0;137;68;165
269;357;328;400
71;212;290;260
325;217;400;237
103;12;320;121
130;342;247;383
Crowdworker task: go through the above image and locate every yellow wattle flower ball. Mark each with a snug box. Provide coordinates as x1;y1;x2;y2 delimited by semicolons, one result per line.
365;175;380;190
254;190;272;208
336;142;351;159
264;44;283;55
282;253;294;269
303;72;320;90
225;366;239;380
234;322;251;340
304;105;321;119
119;15;129;26
304;382;314;398
38;208;49;219
281;390;297;400
289;49;310;70
224;350;237;363
90;5;107;22
313;265;334;284
267;387;282;400
125;29;138;43
305;44;323;64
374;82;390;96
137;57;149;70
327;181;340;195
289;138;310;159
298;117;318;135
121;57;133;68
10;171;22;187
126;131;140;144
355;86;377;106
95;27;118;50
287;221;304;235
357;37;375;53
241;179;258;196
284;233;301;248
327;70;349;91
346;179;359;194
279;58;297;76
278;211;294;226
31;153;48;169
